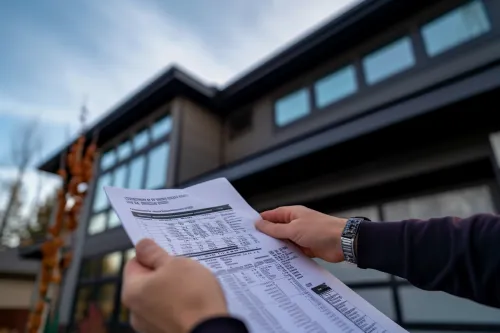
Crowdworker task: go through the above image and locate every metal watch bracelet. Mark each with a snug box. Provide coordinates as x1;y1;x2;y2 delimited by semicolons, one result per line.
341;217;370;265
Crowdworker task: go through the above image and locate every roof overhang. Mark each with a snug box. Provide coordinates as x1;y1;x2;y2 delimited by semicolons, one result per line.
38;66;218;173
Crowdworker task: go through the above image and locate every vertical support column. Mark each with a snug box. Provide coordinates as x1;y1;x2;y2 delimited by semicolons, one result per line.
167;99;184;188
56;158;99;329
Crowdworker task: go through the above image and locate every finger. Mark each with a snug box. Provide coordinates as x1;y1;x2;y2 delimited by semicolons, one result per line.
123;257;151;277
260;206;299;223
135;238;170;269
122;259;151;309
255;219;292;239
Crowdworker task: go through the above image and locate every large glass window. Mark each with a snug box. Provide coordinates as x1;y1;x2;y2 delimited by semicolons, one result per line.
146;142;169;189
314;65;357;108
134;128;149;151
400;286;500;323
74;287;91;322
88;212;107;235
100;149;116;171
92;173;112;212
108;211;121;229
117;140;132;161
363;37;416;85
128;155;146;189
113;164;128;189
102;252;122;276
421;0;491;57
274;89;311;127
96;283;116;321
151;115;173;141
73;249;134;327
89;112;171;235
382;185;494;220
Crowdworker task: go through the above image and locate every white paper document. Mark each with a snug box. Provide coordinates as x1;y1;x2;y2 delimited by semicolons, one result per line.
104;178;407;333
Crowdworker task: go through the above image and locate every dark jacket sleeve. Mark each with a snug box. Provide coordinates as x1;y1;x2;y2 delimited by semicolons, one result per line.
191;317;249;333
356;214;500;308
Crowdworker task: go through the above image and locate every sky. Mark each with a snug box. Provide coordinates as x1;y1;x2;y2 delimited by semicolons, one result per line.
0;0;359;221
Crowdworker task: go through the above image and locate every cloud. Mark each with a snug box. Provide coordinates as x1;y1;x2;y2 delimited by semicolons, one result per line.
1;0;360;127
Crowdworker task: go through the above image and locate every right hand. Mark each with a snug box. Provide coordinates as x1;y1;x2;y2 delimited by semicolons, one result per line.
256;206;347;263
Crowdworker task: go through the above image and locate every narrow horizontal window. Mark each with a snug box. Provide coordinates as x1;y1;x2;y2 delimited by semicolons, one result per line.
274;89;311;127
314;65;357;108
421;0;491;57
363;37;416;85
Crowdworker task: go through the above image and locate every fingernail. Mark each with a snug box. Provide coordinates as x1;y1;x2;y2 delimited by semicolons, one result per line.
137;238;156;253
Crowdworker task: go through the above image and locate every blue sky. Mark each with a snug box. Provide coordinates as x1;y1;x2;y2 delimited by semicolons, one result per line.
0;0;358;215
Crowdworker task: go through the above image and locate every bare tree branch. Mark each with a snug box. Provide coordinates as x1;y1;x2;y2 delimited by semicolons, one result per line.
0;119;42;246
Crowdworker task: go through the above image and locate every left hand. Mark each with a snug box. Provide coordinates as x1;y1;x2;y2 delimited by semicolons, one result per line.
122;239;228;333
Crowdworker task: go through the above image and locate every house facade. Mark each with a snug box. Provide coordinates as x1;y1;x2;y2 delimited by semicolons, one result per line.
33;0;500;331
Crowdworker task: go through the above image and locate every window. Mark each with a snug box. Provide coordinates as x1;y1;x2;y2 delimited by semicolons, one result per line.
382;185;494;220
113;164;128;188
314;65;357;108
74;287;91;322
128;155;146;189
421;0;491;57
102;252;122;276
363;37;416;85
88;212;107;235
134;128;149;151
100;149;116;171
146;142;169;189
80;258;100;280
73;249;134;327
400;286;500;323
89;112;172;235
117;140;132;161
96;283;116;321
92;173;112;212
151;115;172;140
274;88;311;127
354;289;396;320
108;210;121;228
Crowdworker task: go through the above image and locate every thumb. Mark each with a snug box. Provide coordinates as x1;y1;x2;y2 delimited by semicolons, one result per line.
255;220;292;239
135;238;170;269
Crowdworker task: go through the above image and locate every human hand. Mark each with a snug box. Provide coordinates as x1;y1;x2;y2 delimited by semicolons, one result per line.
122;239;228;333
256;206;347;263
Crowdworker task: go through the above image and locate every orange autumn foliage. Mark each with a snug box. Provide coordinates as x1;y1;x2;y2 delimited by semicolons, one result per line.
29;134;97;333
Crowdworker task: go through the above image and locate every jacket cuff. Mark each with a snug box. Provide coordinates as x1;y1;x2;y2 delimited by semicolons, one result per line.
191;317;249;333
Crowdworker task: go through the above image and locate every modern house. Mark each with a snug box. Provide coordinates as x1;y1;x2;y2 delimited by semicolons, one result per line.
31;0;500;331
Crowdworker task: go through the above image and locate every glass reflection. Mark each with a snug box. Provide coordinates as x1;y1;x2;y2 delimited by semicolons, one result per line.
146;143;169;189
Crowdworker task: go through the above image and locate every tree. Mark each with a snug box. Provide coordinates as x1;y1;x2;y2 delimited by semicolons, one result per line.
0;119;41;246
22;195;56;245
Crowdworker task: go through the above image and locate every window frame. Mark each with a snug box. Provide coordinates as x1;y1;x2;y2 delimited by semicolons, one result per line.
88;111;173;235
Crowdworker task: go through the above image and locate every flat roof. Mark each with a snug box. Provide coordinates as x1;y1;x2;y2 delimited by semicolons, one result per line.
39;0;436;173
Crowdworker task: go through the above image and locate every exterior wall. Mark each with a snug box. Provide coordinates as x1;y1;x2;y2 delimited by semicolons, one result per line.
0;279;35;309
224;0;500;164
175;98;222;184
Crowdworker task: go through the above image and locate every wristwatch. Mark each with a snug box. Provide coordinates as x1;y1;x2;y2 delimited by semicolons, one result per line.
341;216;371;265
